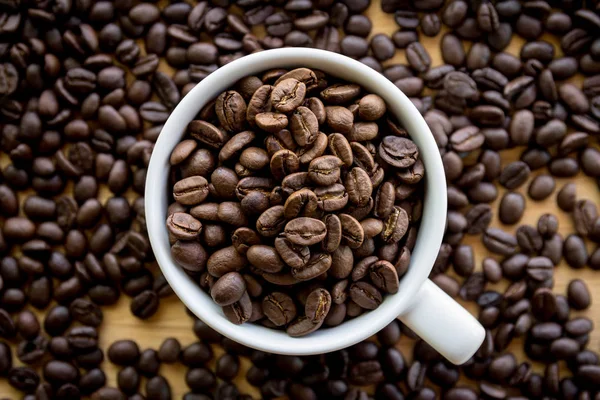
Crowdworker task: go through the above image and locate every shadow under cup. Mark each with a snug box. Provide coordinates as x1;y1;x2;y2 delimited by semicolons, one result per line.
145;48;448;356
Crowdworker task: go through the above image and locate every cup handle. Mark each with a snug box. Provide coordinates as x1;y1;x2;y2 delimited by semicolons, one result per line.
398;279;485;365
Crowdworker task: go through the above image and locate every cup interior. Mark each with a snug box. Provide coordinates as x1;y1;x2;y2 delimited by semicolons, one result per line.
146;48;447;355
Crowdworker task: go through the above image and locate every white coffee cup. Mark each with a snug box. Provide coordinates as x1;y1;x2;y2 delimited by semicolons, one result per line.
146;48;485;365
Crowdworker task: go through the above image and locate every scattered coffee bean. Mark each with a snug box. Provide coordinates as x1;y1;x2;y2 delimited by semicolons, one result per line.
108;340;140;366
528;175;556;201
567;279;591;310
498;192;525;225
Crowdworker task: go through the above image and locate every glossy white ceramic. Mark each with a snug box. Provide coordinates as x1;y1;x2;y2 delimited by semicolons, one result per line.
146;48;484;365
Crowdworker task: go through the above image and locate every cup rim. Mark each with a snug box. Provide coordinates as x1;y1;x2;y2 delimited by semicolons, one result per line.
146;48;447;355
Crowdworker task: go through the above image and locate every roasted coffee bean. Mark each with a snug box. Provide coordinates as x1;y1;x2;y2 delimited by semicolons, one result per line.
319;215;342;254
321;83;361;104
15;311;39;341
465;204;493;234
303;288;331;324
67;326;98;352
308;155;342;187
180;341;213;368
467;182;497;204
136;348;160;377
441;34;465;66
445;72;478;100
482;125;509;152
557;183;576;211
499;161;530;189
349;282;382;310
406;42;431;73
482;257;503;283
345;168;372;207
394;9;419;29
483;228;518;255
541;234;564;266
43;360;79;386
271;78;306;113
527;175;555;201
498;192;525;225
262;292;297;327
188;121;227;151
324;105;353;134
146;376;171;400
130;290;159;319
108;340;140;366
117;366;140;395
173;176;209;206
441;0;468;26
370;261;400;294
530;287;557;322
370;34;395;61
534;119;567;148
43;305;71;337
0;309;17;338
284;217;327;246
394;77;424;97
328;134;353;168
284;316;318;337
348;121;379;142
548;157;580;177
459;272;486;301
564;234;588;269
245;245;283;274
252;206;285;238
78;369;106;395
573;199;597;236
337;213;363;249
467;42;492;70
291;253;332;281
166;213;202;240
516;225;543;254
211;273;246;306
392;31;419;49
356;95;386;122
215;91;247;134
170;140;198;165
223;291;252;325
379;136;419;168
450;126;484;152
443;152;463;182
8;366;39;392
272;236;308;270
452;245;474;277
269;150;300;181
559;83;589;113
171;241;207;273
526;256;554;287
69;298;103;327
535;215;557;241
374;182;395;219
567;279;591;310
157;338;181;364
470;105;505;127
509;109;534;145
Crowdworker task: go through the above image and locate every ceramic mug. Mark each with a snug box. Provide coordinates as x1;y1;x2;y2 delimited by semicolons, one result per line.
146;48;485;365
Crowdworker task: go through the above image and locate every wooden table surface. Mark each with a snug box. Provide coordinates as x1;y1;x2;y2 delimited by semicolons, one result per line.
1;3;600;399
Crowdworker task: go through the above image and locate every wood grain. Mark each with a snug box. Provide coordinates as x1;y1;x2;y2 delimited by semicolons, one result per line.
1;2;599;398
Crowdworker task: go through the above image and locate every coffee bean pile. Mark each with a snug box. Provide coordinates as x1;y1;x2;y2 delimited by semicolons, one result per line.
167;69;423;336
0;0;599;397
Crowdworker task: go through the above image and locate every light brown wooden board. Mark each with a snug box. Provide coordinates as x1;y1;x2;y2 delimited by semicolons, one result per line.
1;3;599;399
